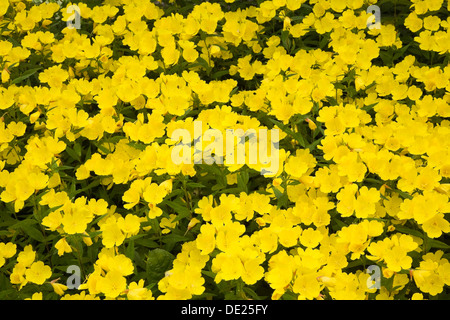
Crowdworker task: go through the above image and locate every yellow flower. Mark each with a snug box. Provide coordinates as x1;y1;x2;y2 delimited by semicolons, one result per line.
0;0;9;16
127;280;154;300
252;228;278;253
51;282;68;296
299;228;323;248
160;214;178;234
265;250;296;293
25;292;43;300
196;223;216;255
423;16;441;31
0;242;16;259
55;238;72;256
61;207;91;235
179;40;199;62
384;246;412;272
142;183;166;204
377;24;398;47
336;184;358;217
25;261;52;285
39;66;69;88
161;43;180;66
148;205;163;219
42;211;63;232
284;149;316;179
17;245;36;268
98;269;127;299
100;216;126;248
118;214;141;237
405;12;423;32
293;272;322;300
411;293;424;300
354;186;380;218
0;242;16;267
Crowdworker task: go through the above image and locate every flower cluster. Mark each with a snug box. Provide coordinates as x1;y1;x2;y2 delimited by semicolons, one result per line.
0;0;449;300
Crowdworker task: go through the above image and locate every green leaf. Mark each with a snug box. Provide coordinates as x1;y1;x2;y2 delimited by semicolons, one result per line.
74;179;100;195
125;239;135;260
11;218;37;230
212;70;229;80
319;34;330;49
65;146;81;162
146;248;175;283
201;270;216;279
134;238;159;249
271;185;283;199
21;224;45;242
268;118;306;148
271;185;288;209
161;233;190;245
167;189;185;198
196;57;212;73
379;50;393;66
243;286;265;300
11;67;42;85
73;142;82;159
212;184;225;192
395;226;450;249
186;182;206;188
237;170;249;193
394;225;423;238
221;187;241;194
427;239;450;250
306;137;323;151
163;199;191;221
95;143;113;154
362;102;379;112
281;30;291;52
393;43;412;62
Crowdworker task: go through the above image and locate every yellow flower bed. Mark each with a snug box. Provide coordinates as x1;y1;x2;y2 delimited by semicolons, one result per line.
0;0;449;300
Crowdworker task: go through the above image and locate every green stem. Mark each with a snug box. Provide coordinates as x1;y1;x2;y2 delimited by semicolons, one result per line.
181;174;193;218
